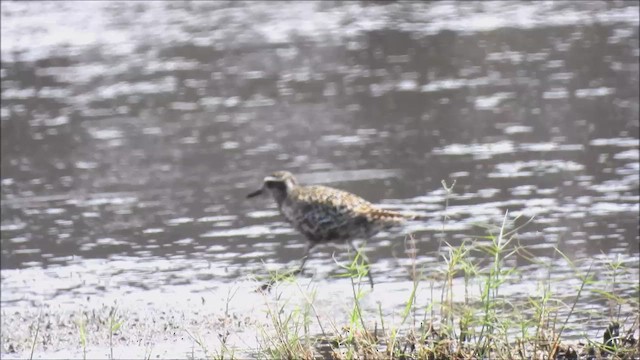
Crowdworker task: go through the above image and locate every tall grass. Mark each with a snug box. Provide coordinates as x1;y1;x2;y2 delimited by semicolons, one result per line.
28;308;42;360
256;207;639;359
75;311;88;360
108;305;124;360
257;278;318;359
184;287;239;360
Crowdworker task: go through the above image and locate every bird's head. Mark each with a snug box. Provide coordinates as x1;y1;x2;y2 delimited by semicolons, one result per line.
247;171;299;205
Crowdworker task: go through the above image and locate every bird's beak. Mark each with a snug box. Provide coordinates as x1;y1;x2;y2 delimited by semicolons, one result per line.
247;188;263;198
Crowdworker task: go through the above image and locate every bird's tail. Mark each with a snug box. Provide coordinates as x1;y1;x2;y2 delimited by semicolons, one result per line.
366;209;423;223
403;212;428;221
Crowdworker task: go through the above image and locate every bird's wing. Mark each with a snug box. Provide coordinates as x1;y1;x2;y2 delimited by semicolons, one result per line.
298;185;373;212
290;186;408;240
301;185;411;219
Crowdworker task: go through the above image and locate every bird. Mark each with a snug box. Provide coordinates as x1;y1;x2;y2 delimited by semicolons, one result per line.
247;170;418;289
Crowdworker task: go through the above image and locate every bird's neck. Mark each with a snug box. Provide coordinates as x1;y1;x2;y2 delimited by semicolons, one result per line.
272;188;289;208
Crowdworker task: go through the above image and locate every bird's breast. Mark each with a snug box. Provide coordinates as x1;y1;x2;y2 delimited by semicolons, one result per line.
279;202;297;224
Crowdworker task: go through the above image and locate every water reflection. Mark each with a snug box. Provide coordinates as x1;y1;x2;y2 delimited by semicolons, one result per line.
1;0;638;354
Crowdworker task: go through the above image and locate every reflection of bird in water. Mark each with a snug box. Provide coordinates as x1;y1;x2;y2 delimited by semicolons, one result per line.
247;170;419;290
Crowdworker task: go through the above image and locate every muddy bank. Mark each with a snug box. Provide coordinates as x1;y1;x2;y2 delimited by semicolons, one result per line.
2;282;262;359
3;265;639;358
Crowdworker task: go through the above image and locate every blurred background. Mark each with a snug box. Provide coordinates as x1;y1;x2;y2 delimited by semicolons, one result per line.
1;0;638;348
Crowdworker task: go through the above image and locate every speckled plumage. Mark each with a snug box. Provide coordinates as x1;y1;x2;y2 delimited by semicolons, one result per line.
282;184;408;243
250;171;411;244
247;170;414;288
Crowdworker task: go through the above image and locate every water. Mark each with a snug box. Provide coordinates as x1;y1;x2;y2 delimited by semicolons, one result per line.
1;1;638;358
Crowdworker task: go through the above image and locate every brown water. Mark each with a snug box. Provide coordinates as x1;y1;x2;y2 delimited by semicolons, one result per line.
1;1;639;358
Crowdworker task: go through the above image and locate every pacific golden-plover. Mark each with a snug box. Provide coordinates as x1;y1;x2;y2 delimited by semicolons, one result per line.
247;170;417;289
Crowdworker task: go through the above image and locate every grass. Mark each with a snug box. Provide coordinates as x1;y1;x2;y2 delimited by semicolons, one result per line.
75;311;87;360
257;283;316;359
252;179;639;360
70;305;125;360
185;287;239;360
28;308;42;360
108;305;125;360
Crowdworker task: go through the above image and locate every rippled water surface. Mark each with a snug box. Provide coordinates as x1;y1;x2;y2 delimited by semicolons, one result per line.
1;1;639;358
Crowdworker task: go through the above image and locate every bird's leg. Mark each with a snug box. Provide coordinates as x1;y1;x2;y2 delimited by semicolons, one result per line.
294;242;316;276
258;242;315;293
348;240;375;289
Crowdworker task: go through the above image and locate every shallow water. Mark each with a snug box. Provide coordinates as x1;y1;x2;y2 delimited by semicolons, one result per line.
1;1;639;358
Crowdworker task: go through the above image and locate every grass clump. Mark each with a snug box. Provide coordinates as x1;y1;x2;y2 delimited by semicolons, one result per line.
257;201;638;359
256;278;323;359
